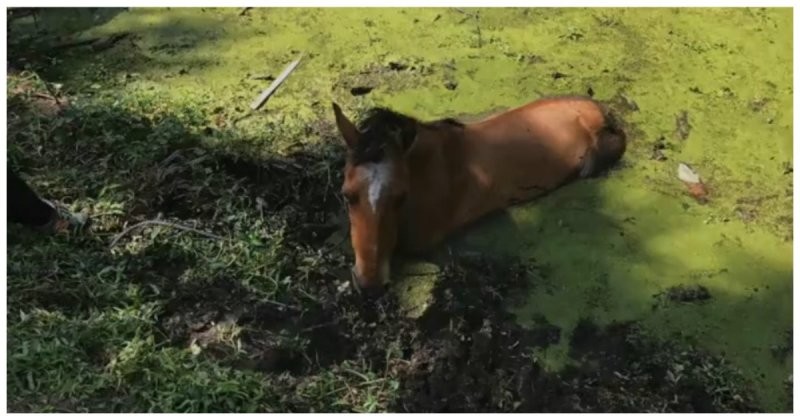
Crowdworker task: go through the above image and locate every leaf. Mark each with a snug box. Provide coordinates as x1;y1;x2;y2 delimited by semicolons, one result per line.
189;341;202;356
677;163;701;184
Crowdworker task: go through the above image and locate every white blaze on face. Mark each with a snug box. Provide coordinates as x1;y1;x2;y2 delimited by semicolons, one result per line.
360;162;392;213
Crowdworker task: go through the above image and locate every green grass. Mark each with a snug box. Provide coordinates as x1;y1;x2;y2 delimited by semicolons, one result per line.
6;7;792;412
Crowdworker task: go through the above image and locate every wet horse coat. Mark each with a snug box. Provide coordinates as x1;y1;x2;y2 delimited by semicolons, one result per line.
334;95;627;291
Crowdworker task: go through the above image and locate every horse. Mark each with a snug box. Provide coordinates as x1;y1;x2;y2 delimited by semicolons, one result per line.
332;95;627;295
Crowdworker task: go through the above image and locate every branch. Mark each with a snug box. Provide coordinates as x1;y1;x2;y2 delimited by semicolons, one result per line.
301;318;340;332
51;32;130;52
90;33;130;52
249;55;303;111
262;298;300;311
110;219;224;248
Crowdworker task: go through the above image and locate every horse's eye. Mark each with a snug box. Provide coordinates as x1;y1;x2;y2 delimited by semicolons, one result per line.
395;193;407;208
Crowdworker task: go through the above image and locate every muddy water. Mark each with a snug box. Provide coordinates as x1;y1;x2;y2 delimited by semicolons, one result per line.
23;7;792;410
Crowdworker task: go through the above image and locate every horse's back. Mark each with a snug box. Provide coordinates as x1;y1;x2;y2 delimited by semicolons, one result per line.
474;96;602;161
466;95;625;198
523;95;607;129
520;95;626;177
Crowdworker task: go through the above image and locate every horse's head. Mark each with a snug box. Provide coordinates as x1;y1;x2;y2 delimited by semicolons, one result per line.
332;103;419;295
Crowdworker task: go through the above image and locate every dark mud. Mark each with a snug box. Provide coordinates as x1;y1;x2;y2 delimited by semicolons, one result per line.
391;262;755;412
157;248;756;412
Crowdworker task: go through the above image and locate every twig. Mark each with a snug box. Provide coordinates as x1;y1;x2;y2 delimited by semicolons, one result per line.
343;367;372;382
41;82;63;106
232;111;258;126
475;16;483;48
90;33;130;52
249;55;303;111
453;8;482;47
110;220;224;248
250;74;275;81
262;299;299;311
30;91;56;102
52;37;100;50
300;222;339;231
89;211;125;218
51;32;129;52
300;318;339;333
159;149;184;166
239;7;252;16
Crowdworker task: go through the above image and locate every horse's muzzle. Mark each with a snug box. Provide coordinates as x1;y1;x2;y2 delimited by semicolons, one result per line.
350;268;385;299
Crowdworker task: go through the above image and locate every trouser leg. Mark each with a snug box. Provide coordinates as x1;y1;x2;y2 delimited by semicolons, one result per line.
7;169;55;227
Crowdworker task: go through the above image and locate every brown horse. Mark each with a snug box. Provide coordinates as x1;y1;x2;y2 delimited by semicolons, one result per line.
333;95;626;294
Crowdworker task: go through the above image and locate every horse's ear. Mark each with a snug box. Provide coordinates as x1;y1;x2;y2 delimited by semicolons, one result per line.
402;122;424;156
332;102;359;149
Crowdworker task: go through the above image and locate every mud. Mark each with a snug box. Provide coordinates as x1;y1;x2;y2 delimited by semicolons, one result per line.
152;244;757;412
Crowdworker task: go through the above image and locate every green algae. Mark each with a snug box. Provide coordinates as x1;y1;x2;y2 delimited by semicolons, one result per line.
391;261;441;319
8;7;792;411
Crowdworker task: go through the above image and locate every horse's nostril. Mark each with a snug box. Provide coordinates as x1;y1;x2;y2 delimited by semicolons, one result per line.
350;269;386;299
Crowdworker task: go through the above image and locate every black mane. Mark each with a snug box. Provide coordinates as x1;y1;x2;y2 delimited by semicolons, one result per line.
351;107;463;164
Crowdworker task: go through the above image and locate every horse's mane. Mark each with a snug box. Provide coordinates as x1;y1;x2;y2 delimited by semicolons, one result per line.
351;107;463;164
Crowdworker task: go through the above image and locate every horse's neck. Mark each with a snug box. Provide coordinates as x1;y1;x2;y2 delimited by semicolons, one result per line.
443;125;502;228
401;125;490;251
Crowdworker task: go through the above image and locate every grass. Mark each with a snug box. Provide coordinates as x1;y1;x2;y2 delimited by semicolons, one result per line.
5;76;371;412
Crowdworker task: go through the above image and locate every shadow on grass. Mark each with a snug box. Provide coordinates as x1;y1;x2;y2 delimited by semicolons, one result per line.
7;7;232;88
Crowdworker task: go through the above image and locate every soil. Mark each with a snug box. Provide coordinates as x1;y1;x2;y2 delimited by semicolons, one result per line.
154;248;756;412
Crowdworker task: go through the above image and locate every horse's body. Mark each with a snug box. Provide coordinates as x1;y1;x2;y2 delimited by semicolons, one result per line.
334;95;626;293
